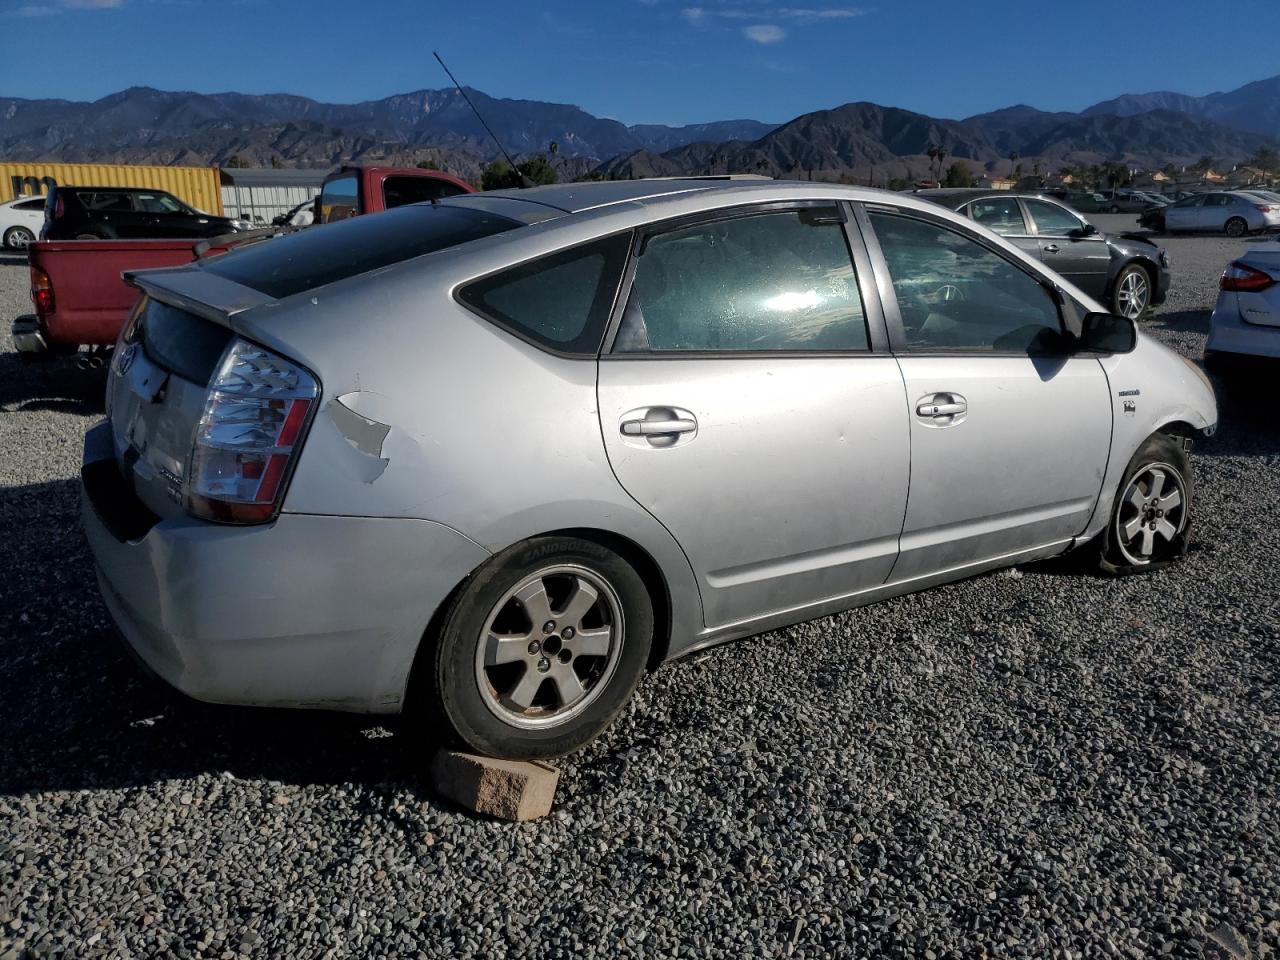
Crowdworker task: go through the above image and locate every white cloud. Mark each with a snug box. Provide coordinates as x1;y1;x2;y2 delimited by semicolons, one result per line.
680;6;707;24
743;23;785;43
18;0;122;14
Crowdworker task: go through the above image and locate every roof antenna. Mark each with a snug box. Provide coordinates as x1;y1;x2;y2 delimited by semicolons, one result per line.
433;51;534;188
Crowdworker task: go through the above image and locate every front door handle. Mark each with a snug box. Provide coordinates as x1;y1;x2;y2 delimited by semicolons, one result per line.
1042;243;1060;253
915;393;968;422
621;417;697;437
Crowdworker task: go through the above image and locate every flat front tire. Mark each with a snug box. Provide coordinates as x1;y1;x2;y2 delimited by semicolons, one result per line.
431;536;653;759
1097;433;1192;574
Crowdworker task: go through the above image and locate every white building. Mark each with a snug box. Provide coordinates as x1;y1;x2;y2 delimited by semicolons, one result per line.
219;167;331;226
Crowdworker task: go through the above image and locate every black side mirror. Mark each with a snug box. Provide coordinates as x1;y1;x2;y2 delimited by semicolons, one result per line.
1071;223;1098;238
1079;311;1137;353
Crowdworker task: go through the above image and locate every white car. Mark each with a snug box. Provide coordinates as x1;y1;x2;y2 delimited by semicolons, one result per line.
0;195;46;250
1206;242;1280;363
1163;191;1280;237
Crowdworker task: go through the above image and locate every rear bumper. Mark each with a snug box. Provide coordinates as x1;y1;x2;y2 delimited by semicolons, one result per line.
1207;300;1280;360
81;421;490;714
11;314;48;354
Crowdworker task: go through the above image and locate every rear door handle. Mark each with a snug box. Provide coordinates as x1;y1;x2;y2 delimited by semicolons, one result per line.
621;417;697;436
1042;244;1060;253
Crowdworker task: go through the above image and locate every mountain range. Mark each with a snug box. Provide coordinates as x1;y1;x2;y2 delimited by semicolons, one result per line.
2;74;1277;183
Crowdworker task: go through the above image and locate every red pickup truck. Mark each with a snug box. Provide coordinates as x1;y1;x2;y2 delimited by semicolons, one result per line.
13;238;229;358
11;167;474;358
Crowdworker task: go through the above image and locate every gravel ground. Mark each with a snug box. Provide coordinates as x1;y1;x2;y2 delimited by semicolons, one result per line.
1;222;1277;960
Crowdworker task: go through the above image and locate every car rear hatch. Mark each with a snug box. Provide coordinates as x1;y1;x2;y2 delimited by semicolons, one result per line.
1235;244;1280;328
102;271;274;523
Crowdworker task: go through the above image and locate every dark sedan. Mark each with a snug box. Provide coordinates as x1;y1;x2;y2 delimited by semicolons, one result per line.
916;189;1171;319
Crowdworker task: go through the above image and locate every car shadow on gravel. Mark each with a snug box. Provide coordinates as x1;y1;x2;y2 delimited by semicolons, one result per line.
0;254;28;267
1146;309;1208;335
0;478;435;798
0;351;106;415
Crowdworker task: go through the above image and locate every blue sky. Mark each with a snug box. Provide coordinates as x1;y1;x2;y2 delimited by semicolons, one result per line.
2;0;1275;126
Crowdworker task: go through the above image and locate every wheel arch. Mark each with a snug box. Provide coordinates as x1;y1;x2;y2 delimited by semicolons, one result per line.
402;526;677;715
1108;256;1159;304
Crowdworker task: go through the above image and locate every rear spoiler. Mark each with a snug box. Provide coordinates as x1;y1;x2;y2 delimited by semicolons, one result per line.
193;225;294;260
124;266;277;327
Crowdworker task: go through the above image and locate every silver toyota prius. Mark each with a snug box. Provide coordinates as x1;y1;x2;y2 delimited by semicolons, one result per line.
82;179;1217;758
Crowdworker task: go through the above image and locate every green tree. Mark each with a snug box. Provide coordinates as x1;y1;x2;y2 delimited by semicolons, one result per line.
887;176;912;191
225;154;247;169
270;155;282;169
1193;155;1216;173
416;159;440;170
926;144;940;182
943;161;975;188
1102;162;1130;188
480;155;559;191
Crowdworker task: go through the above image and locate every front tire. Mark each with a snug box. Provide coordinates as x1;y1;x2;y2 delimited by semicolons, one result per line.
4;226;35;250
1097;433;1192;574
1225;217;1248;238
1111;264;1151;319
431;536;653;758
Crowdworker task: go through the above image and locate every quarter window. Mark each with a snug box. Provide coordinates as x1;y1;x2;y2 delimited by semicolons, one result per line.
1023;199;1083;236
460;233;631;355
869;212;1064;353
967;197;1026;236
383;176;468;209
614;208;868;353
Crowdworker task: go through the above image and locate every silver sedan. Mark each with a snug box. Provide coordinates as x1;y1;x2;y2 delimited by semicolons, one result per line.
82;179;1217;758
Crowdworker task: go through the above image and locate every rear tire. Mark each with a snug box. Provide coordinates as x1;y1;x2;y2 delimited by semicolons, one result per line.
1225;217;1248;238
1096;433;1192;575
3;226;35;250
430;536;654;759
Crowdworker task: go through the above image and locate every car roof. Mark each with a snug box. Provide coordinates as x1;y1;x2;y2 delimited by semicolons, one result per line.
912;189;1070;210
471;177;779;215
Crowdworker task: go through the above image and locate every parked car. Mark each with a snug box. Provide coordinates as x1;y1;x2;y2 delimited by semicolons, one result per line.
1063;191;1109;213
272;198;316;228
1205;241;1280;366
80;179;1216;759
1098;191;1150;214
1142;191;1280;236
0;195;47;249
315;165;473;223
11;237;236;355
41;186;249;241
917;189;1170;318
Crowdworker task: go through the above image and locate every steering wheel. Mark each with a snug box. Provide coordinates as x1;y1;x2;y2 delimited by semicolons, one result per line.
930;283;965;303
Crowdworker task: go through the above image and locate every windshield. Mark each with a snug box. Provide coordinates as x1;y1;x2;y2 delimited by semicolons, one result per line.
200;203;521;298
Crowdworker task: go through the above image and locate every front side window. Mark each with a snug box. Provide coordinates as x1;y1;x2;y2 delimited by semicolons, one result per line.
383;176;469;209
459;233;631;355
319;175;359;223
966;197;1026;236
869;212;1063;353
136;193;184;214
1173;196;1203;208
1023;199;1083;237
614;208;868;353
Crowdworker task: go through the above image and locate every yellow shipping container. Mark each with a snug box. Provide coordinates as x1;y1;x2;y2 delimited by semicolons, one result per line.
0;161;222;215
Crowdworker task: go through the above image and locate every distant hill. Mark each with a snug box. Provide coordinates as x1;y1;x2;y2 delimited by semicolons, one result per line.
2;75;1278;183
1083;76;1280;138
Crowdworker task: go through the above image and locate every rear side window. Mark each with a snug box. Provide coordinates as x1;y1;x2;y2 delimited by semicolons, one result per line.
201;204;521;299
15;198;44;211
383;176;469;209
459;233;632;356
77;191;132;212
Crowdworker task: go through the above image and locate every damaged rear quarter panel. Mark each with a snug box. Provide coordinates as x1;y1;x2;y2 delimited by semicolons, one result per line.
228;246;705;654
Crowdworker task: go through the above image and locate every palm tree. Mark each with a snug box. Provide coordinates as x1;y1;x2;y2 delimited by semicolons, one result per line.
1008;151;1020;177
926;144;939;183
937;146;949;182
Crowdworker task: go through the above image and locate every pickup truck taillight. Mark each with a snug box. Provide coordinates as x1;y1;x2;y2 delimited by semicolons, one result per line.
30;266;53;317
53;195;64;219
1221;261;1276;293
187;338;319;525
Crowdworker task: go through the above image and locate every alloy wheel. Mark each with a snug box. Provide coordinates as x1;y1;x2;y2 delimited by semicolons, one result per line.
1115;269;1150;319
7;227;34;250
1225;218;1247;238
1114;462;1188;566
474;564;623;729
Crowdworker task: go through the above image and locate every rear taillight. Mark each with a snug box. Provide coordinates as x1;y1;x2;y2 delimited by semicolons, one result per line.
53;195;64;219
30;266;53;317
1256;205;1275;213
1221;261;1277;293
186;338;318;525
